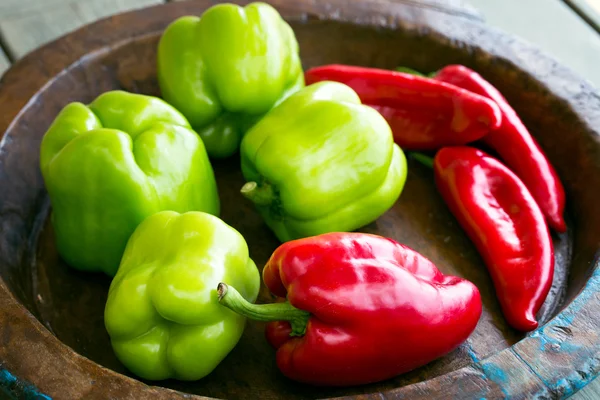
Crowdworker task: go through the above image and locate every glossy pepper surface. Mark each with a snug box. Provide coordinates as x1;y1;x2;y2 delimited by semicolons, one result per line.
157;2;304;158
239;81;408;242
433;65;566;232
39;91;219;276
218;232;482;386
304;64;502;150
104;211;260;381
424;146;554;331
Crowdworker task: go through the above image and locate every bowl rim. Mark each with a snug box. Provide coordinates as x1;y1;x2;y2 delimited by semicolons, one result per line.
0;0;599;399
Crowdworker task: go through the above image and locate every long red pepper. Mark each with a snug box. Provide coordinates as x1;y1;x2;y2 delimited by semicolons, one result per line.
414;147;554;331
305;64;502;150
218;232;482;386
434;65;566;232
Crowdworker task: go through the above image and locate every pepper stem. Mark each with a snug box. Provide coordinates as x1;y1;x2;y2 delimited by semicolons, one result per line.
240;181;274;206
217;283;310;336
410;152;435;169
395;66;426;77
394;66;438;78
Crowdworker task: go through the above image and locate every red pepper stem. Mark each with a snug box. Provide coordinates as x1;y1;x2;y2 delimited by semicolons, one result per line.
410;152;435;169
217;283;310;336
240;181;274;206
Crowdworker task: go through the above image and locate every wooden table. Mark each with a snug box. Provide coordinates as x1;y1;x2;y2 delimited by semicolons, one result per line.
0;0;598;398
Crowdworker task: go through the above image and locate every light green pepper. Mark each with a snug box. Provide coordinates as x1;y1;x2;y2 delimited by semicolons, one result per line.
240;81;408;242
104;211;260;381
39;91;219;276
157;2;304;158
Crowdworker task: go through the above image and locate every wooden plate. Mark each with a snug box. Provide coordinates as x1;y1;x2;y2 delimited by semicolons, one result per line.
0;0;599;399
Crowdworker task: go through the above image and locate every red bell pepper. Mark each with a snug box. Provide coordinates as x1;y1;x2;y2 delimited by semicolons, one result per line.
433;65;566;232
413;146;554;331
304;64;502;150
218;232;482;386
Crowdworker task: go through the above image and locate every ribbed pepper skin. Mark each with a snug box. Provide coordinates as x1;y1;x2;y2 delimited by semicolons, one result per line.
157;2;304;158
261;232;482;386
240;81;408;242
104;211;260;381
39;91;219;277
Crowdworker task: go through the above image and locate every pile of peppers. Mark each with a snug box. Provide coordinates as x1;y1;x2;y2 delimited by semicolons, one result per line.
306;63;563;332
37;1;565;389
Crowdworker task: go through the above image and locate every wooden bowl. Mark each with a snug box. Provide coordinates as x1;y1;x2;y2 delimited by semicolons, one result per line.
0;0;599;399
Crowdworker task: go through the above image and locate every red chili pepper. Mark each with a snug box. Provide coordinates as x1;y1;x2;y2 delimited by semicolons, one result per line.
433;65;566;232
304;64;502;150
218;232;482;386
414;146;554;331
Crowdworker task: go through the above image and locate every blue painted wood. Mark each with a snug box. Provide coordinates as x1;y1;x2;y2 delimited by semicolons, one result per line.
476;350;552;398
0;369;52;400
512;253;600;398
472;256;600;398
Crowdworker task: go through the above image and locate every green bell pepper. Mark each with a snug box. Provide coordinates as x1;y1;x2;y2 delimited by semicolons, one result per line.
39;90;219;277
157;2;304;159
104;211;260;381
240;81;408;242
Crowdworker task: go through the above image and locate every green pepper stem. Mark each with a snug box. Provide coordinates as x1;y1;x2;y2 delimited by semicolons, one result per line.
394;66;438;78
410;152;435;169
395;66;426;77
217;283;310;336
240;181;274;206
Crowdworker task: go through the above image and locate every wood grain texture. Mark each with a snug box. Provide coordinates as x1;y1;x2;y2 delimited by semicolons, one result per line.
0;0;164;59
573;377;600;400
0;0;599;399
513;265;600;398
469;0;600;88
170;0;486;21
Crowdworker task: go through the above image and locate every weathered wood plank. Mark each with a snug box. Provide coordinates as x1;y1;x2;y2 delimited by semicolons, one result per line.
0;0;164;60
478;349;552;398
468;0;600;88
511;268;600;399
575;381;600;400
0;49;9;77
